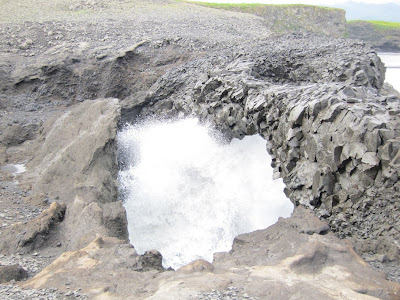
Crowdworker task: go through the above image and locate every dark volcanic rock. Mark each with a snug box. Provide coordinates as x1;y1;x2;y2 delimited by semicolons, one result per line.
0;123;38;146
137;250;164;272
130;34;400;263
0;264;28;283
196;4;347;38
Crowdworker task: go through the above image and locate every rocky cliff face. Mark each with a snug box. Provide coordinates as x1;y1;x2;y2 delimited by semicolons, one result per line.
192;3;400;52
133;34;400;264
348;21;400;52
193;3;346;38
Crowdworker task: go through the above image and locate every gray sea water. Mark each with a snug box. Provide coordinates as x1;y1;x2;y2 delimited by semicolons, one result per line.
379;52;400;92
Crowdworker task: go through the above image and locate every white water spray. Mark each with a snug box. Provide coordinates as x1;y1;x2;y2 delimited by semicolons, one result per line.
118;118;293;270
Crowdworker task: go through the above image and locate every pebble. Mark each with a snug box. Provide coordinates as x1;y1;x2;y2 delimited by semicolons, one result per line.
0;181;44;231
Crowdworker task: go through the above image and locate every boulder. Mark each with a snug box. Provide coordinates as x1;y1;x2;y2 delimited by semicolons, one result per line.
18;98;128;252
23;98;120;205
0;264;28;283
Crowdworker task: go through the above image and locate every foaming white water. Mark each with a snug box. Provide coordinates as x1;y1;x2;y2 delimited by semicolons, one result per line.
379;52;400;92
1;164;26;175
118;118;293;270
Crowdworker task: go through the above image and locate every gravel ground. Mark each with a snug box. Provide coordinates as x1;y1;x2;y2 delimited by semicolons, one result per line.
198;286;260;300
0;180;43;232
362;254;400;283
0;283;87;300
0;0;272;60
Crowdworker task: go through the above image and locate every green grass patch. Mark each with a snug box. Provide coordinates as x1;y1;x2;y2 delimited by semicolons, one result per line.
183;1;341;12
185;2;263;9
348;20;400;30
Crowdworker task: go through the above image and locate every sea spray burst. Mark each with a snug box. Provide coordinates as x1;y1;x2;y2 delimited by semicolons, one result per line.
117;118;293;269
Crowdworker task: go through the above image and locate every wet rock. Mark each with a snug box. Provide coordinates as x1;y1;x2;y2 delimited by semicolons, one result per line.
137;249;164;272
300;224;330;235
289;242;328;274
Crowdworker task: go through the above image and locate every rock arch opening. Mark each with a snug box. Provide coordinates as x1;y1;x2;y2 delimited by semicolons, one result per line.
117;118;293;269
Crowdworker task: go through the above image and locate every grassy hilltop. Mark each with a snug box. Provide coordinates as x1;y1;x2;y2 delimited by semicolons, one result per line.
185;1;400;51
186;1;347;37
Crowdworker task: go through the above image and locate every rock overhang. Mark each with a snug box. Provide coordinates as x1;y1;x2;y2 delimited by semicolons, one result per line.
123;35;400;262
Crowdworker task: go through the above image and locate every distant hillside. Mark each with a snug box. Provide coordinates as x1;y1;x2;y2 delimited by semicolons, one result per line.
188;2;346;38
347;20;400;52
187;1;400;52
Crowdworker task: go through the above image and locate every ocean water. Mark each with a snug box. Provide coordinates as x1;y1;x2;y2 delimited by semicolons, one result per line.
379;52;400;92
1;164;26;175
118;118;294;270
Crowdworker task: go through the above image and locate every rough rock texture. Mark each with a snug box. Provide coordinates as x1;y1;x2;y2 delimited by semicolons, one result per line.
129;34;400;265
20;99;129;252
23;98;120;205
22;208;400;299
0;99;128;259
23;237;165;298
58;195;128;251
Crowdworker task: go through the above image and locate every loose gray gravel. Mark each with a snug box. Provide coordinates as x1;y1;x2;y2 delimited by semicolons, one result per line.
0;283;87;300
0;253;88;299
198;286;260;300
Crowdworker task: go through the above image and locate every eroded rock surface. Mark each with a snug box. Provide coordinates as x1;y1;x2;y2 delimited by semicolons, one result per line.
23;99;120;205
21;99;129;253
22;208;400;299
